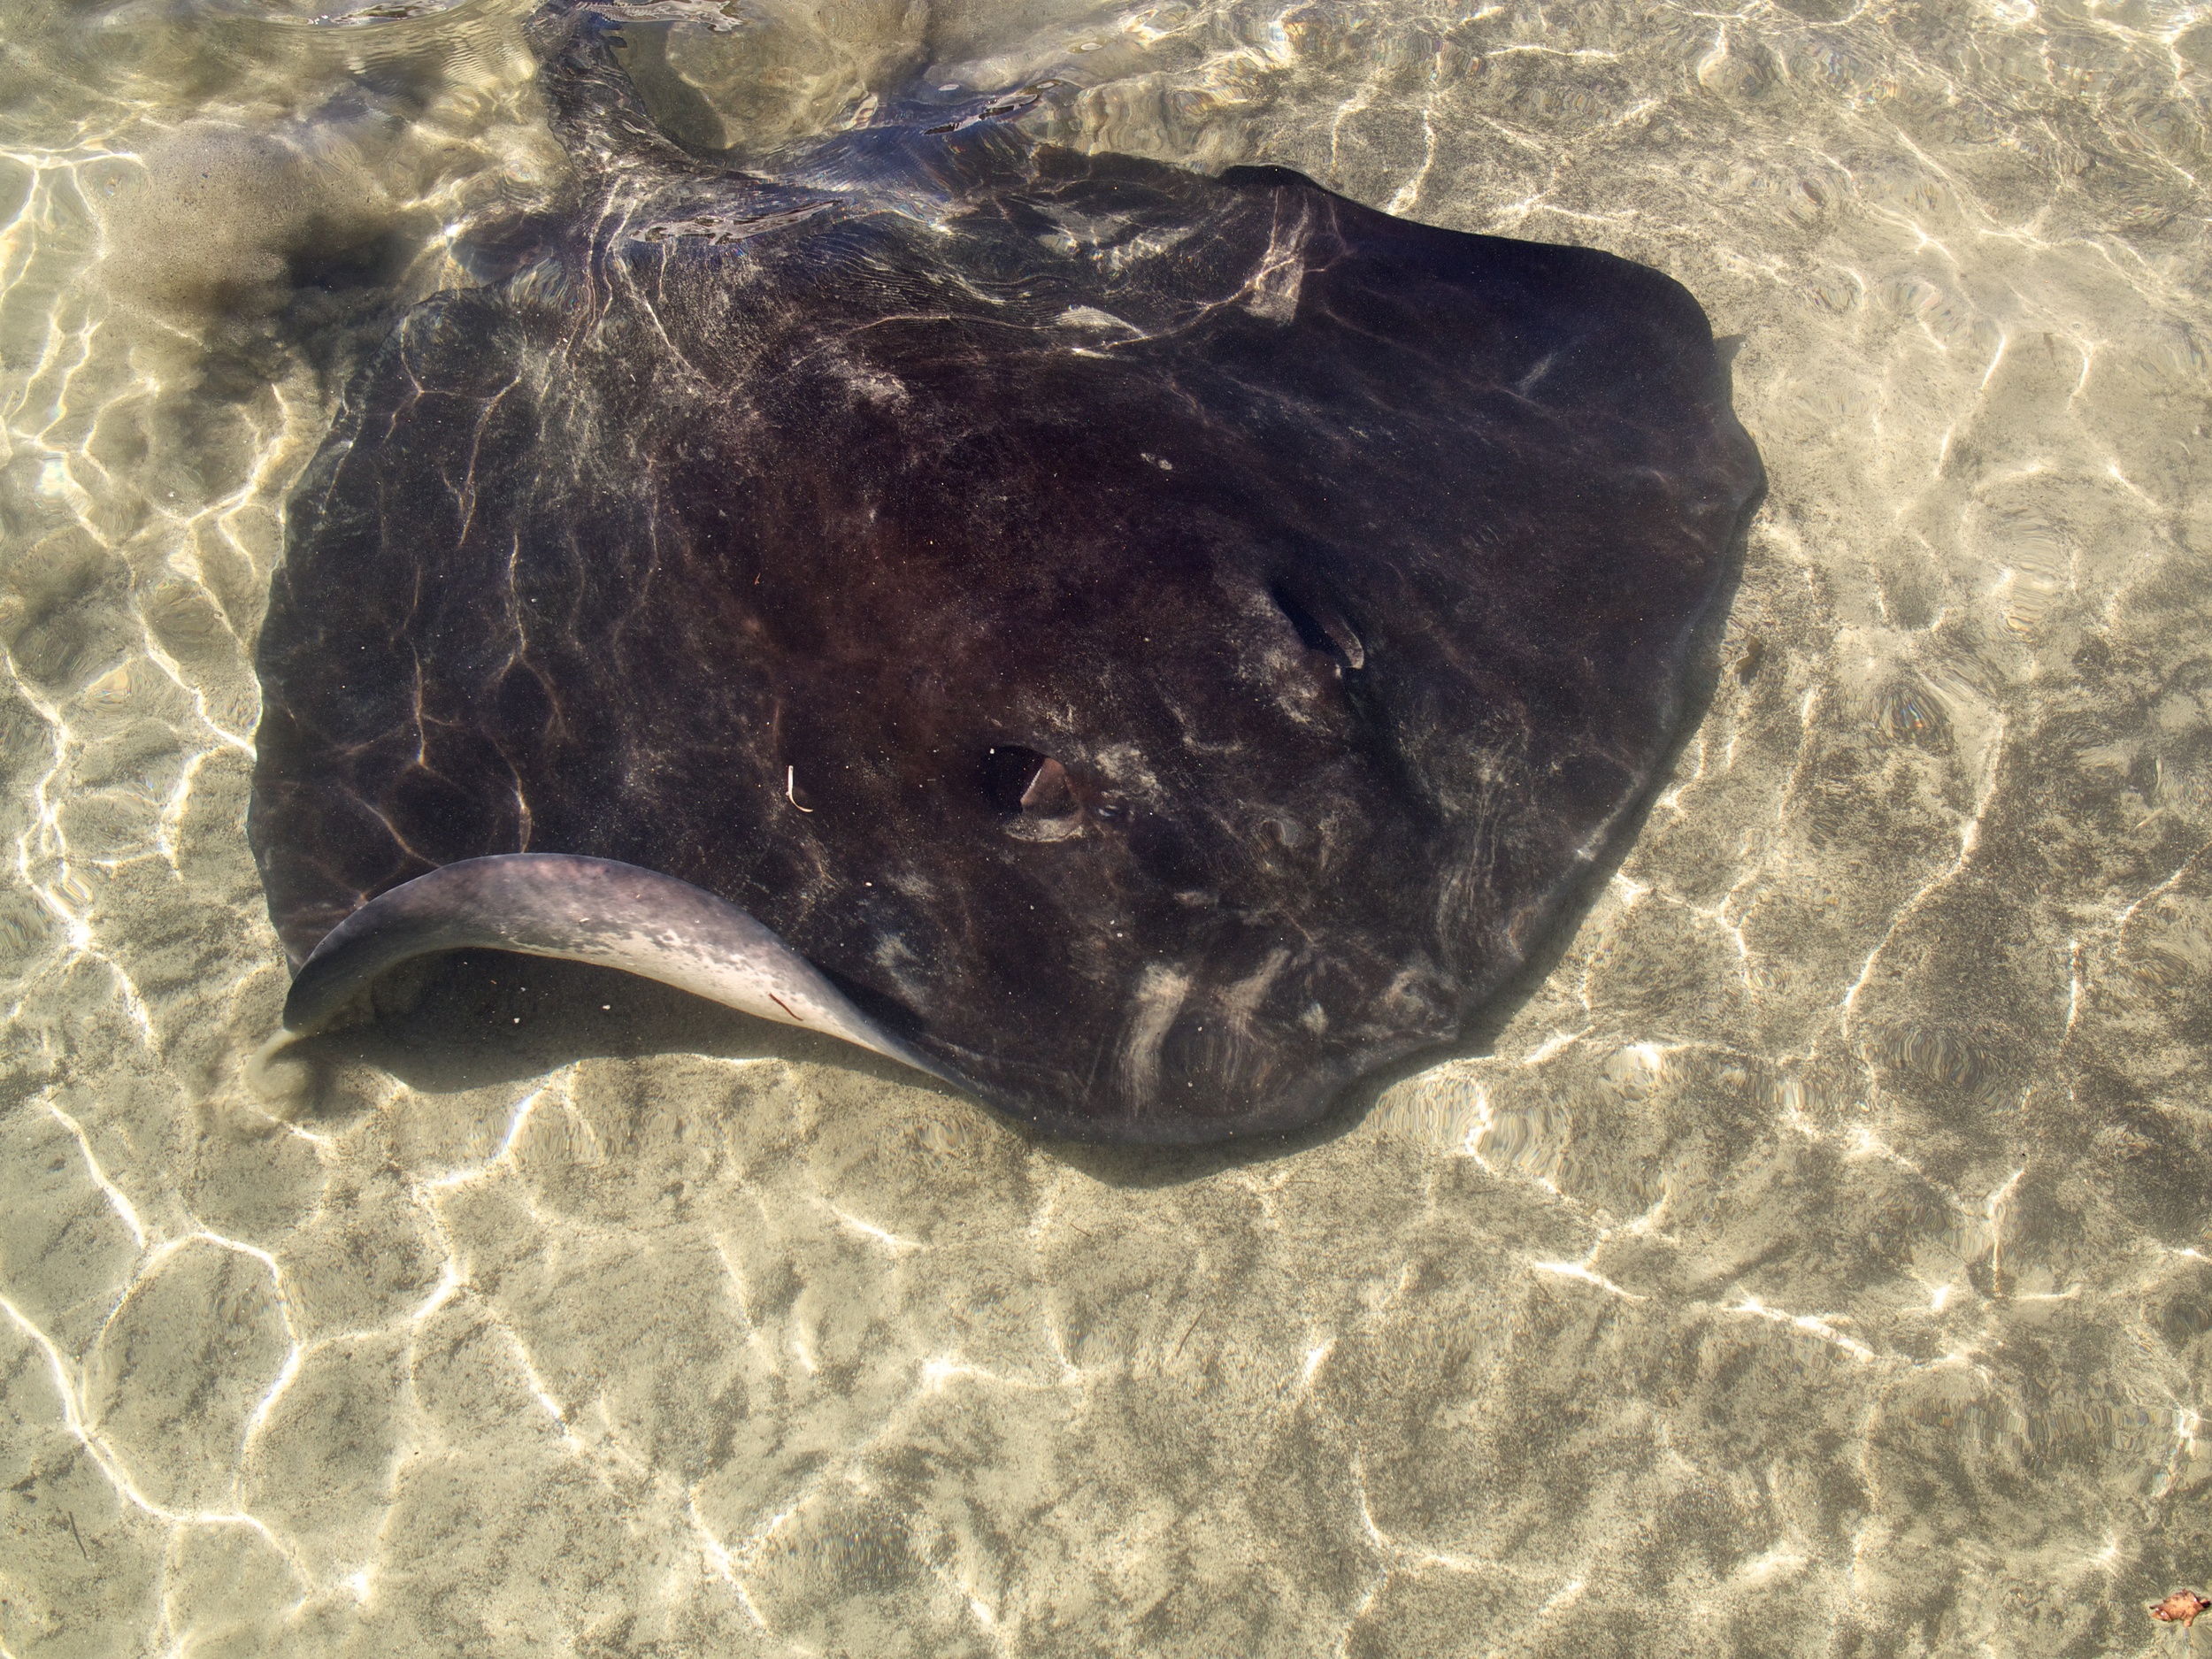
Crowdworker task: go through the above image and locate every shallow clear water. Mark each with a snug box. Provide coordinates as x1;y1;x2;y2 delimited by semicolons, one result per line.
4;0;2210;1653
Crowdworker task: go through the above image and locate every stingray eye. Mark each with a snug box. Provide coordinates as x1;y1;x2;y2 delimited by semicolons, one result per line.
1019;756;1076;814
1270;584;1365;672
980;745;1073;815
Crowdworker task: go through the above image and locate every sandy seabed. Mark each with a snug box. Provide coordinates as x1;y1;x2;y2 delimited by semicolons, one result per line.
4;0;2212;1654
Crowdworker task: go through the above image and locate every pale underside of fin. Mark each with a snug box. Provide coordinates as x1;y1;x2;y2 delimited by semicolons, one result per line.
262;853;961;1090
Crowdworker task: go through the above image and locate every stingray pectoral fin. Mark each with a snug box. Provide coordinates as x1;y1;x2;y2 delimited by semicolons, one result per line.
264;853;962;1089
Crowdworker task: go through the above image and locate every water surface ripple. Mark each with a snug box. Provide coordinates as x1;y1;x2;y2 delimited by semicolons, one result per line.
4;0;2210;1653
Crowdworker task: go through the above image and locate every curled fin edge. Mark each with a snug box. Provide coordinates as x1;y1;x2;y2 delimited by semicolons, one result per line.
249;853;963;1094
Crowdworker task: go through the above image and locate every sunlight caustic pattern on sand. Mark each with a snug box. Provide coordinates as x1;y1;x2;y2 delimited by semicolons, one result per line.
4;0;2212;1653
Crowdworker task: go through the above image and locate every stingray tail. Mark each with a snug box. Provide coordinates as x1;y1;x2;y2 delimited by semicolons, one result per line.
523;1;722;178
524;0;1057;206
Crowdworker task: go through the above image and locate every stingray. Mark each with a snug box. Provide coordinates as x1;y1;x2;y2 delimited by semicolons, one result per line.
248;4;1763;1143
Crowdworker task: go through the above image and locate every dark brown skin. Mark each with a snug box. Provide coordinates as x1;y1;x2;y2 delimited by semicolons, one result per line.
249;11;1763;1141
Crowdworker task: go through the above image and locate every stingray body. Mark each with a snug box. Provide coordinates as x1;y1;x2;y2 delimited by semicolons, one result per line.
250;8;1763;1142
